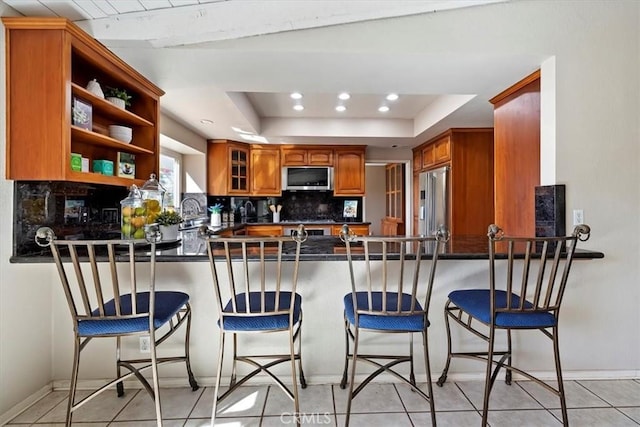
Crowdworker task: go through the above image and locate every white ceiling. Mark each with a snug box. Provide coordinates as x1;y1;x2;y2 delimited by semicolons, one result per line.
2;0;545;149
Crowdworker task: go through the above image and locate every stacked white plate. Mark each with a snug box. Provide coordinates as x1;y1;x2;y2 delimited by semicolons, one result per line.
108;125;132;143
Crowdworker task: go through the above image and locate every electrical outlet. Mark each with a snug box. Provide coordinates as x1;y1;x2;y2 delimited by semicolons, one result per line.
139;336;150;353
573;209;584;226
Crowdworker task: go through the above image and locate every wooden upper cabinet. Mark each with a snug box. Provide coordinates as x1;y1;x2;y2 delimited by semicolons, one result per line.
421;135;450;170
251;146;281;196
207;140;250;195
333;146;366;196
2;17;163;187
281;146;333;166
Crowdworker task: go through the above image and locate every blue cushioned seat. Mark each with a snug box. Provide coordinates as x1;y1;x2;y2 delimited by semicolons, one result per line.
221;291;302;331
344;291;427;332
77;291;190;336
448;289;557;328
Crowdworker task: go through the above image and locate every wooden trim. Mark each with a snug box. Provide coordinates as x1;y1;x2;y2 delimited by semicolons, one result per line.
489;69;541;105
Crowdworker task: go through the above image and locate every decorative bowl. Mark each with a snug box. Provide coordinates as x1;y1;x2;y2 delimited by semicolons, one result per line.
108;125;132;143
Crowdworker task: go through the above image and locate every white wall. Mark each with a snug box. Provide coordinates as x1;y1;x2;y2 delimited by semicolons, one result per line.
2;0;639;417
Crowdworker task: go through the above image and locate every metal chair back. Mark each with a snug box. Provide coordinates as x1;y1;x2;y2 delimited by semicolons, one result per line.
48;237;156;334
205;234;303;331
488;224;591;320
343;228;449;323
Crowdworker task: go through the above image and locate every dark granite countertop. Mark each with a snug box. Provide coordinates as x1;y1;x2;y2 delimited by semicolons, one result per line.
10;227;604;263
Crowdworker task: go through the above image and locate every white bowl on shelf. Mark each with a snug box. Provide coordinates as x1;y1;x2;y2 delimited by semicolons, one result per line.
108;125;132;143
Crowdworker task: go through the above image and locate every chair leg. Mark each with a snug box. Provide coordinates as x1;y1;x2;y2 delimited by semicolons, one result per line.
184;305;199;391
481;327;496;427
552;327;569;426
230;333;238;387
340;313;350;389
296;319;307;389
150;331;163;427
345;324;360;427
116;336;124;397
505;329;512;385
65;337;81;427
422;330;437;426
288;326;301;421
409;334;416;386
211;330;225;423
437;304;453;387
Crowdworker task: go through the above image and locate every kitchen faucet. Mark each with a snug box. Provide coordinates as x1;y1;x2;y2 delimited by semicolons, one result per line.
180;197;203;219
243;201;254;217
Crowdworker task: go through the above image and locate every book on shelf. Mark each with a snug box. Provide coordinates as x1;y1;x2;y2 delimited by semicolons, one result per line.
117;152;135;179
71;97;92;130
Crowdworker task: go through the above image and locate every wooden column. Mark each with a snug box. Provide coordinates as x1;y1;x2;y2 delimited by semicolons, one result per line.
490;70;541;235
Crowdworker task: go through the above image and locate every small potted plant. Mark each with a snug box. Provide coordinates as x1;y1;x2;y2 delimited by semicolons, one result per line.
209;203;223;227
104;86;132;109
155;210;183;241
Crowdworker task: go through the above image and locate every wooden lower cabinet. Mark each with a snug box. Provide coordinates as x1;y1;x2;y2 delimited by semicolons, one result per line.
245;225;283;237
381;218;404;236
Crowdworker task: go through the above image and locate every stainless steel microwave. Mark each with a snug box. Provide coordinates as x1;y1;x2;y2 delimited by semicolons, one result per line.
282;166;333;191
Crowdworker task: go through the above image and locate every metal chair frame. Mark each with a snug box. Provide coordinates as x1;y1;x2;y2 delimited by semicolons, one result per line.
203;229;307;424
339;227;449;426
437;224;591;427
36;228;198;427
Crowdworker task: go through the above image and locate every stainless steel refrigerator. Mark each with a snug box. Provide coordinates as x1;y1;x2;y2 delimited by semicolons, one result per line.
418;166;449;236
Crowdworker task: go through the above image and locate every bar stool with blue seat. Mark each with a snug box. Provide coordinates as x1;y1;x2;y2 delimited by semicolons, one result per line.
35;227;199;427
436;224;590;426
202;225;307;424
339;225;449;426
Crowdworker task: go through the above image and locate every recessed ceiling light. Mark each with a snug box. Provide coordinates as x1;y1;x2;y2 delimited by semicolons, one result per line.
293;104;304;111
386;93;399;101
338;92;351;100
335;105;346;112
200;119;214;125
290;92;303;100
378;106;390;113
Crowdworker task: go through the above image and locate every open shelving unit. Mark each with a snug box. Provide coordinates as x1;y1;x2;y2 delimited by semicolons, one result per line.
3;17;164;187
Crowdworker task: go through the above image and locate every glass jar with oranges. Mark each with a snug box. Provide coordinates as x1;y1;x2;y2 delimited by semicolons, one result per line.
120;184;147;239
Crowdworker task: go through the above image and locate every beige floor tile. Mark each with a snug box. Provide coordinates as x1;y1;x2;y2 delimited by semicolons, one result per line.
336;411;413;427
577;380;640;406
332;383;405;414
38;389;136;423
194;385;268;419
263;384;334;416
7;390;68;424
619;407;640;423
109;421;185;427
455;380;544;410
409;410;481;426
487;409;561;426
396;382;475;411
518;380;610;408
551;408;640;426
114;387;203;421
185;417;261;426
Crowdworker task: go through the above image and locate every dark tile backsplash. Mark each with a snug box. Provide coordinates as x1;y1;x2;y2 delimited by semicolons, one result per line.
13;181;127;256
208;191;363;222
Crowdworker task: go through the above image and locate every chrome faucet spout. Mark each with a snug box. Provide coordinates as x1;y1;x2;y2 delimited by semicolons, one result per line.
180;197;203;219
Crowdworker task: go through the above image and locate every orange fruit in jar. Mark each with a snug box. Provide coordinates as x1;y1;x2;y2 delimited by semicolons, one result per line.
122;206;133;217
130;216;145;228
